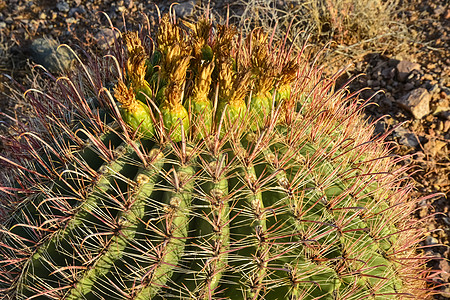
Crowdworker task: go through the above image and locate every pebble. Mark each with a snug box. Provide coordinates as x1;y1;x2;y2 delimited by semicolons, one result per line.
424;139;447;157
432;98;449;115
440;111;450;121
393;127;420;148
444;120;450;132
404;82;414;91
439;259;450;282
444;8;450;19
0;22;5;29
425;236;439;246
381;67;396;79
56;1;70;13
434;5;446;17
65;17;76;25
173;1;196;18
398;88;431;119
29;37;75;73
387;58;399;67
396;60;421;82
442;87;450;97
429;84;440;94
95;28;120;50
422;74;433;81
69;7;86;17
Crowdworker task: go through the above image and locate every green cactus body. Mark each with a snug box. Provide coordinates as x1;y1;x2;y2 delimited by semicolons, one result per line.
132;161;195;299
18;141;139;297
187;60;215;139
115;81;155;139
120;102;155;139
276;84;291;102
64;147;166;299
249;91;272;130
187;96;213;139
216;98;247;130
0;13;430;300
134;80;153;103
160;102;189;142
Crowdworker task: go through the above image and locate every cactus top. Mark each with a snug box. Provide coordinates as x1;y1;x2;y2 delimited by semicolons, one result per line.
114;14;304;142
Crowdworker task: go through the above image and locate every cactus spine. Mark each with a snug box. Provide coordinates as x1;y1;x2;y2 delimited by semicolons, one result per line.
0;12;430;300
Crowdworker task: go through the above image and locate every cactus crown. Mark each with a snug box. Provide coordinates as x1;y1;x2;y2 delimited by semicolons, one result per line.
0;12;431;300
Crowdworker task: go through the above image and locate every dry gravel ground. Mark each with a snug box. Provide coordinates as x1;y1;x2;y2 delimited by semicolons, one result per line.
0;0;449;297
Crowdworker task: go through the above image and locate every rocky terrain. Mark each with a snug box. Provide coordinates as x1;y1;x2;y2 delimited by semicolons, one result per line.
0;0;448;297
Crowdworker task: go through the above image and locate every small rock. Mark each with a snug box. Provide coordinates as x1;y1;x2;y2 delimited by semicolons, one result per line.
65;17;76;25
440;286;450;298
116;5;126;13
425;236;439;246
440;110;450;121
381;67;395;79
429;84;440;94
398;88;431;119
434;5;446;17
173;1;196;18
396;60;421;82
422;74;433;81
424;139;448;157
393;127;420;148
56;1;70;12
387;58;399;67
0;22;5;29
407;69;421;81
30;37;75;73
439;259;450;282
95;28;120;50
432;99;449;115
68;8;77;17
68;6;85;17
381;96;393;108
444;120;450;132
444;8;450;19
404;82;414;91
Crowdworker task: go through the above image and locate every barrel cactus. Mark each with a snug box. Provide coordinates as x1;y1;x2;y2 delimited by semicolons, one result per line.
0;13;430;300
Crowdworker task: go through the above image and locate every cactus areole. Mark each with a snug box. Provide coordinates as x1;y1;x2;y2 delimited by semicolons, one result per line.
0;13;429;300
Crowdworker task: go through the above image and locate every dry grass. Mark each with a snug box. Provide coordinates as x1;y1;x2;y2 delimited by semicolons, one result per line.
233;0;412;67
